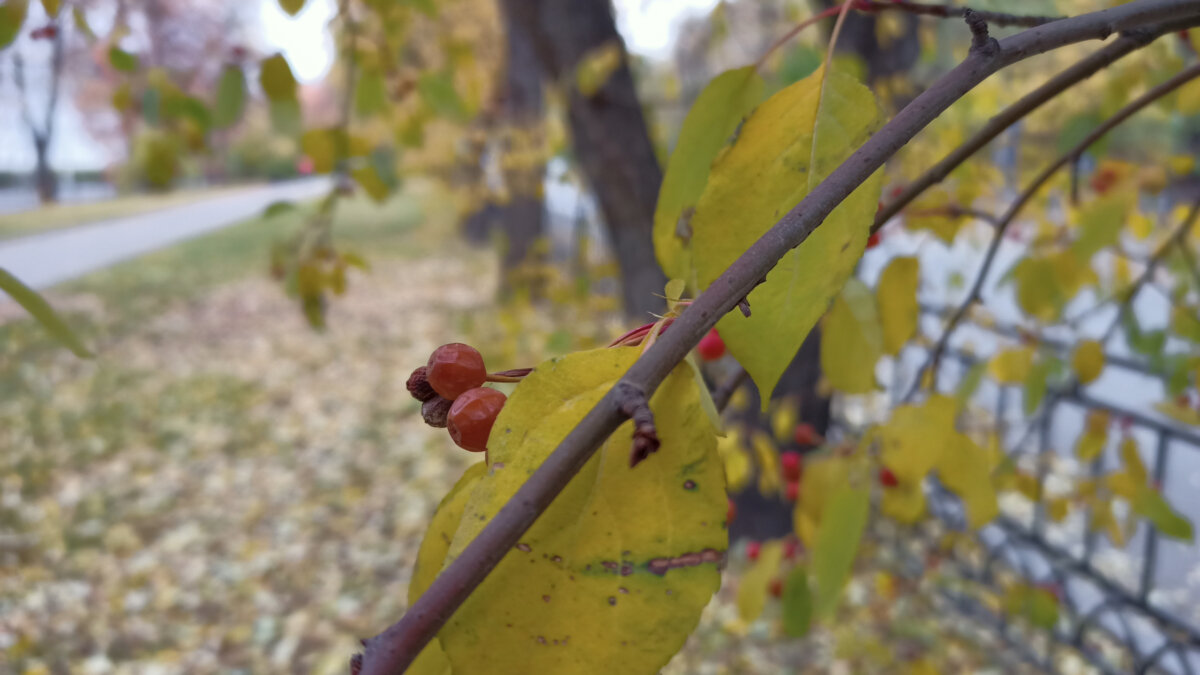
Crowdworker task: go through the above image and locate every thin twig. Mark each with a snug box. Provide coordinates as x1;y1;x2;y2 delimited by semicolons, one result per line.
907;62;1200;401
358;4;1200;673
712;367;749;413
826;0;857;66
873;30;1162;234
756;0;1060;68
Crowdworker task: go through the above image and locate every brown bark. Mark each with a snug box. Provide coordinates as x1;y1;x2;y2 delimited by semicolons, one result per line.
504;0;668;319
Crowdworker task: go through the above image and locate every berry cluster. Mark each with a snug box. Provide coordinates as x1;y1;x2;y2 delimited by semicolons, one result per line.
408;343;507;452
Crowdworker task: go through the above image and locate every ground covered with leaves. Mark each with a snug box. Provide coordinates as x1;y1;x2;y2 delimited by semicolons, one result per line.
0;186;1038;674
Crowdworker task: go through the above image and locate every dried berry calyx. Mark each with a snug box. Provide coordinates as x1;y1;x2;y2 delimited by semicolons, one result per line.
427;343;487;400
447;387;507;452
421;396;453;428
406;366;437;402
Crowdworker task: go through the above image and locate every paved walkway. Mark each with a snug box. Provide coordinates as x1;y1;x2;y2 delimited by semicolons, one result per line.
0;178;330;291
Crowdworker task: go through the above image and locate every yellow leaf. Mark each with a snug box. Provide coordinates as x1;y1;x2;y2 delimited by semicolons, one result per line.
653;67;765;283
1075;414;1107;462
877;256;919;355
936;434;999;528
793;451;852;548
719;438;753;492
1169;154;1196;176
736;540;785;622
770;399;798;444
873;395;957;485
753;430;783;496
575;42;623;97
407;462;486;675
1178;80;1200;116
440;349;726;675
880;479;926;524
1071;339;1105;384
1120;436;1148;484
821;278;883;394
693;64;883;403
988;347;1034;385
259;53;297;102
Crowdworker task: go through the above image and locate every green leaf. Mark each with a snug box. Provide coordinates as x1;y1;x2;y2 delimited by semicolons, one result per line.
259;53;298;102
263;201;296;218
877;256;919;355
1134;488;1194;541
0;268;91;357
956;361;986;407
1004;584;1059;630
269;98;302;136
781;565;813;637
692;64;884;402
652;66;765;284
0;0;28;49
71;6;93;39
1023;355;1063;415
1071;191;1134;261
212;65;246;129
1172;307;1200;343
352;164;389;203
937;433;999;529
821;278;882;394
439;348;726;675
278;0;305;15
736;540;784;622
108;46;139;73
355;67;388;117
811;485;869;617
418;70;467;123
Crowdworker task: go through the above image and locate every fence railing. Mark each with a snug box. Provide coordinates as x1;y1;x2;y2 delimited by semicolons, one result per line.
879;305;1200;675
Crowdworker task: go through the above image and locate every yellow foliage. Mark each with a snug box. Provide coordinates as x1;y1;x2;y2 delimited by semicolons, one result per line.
1071;339;1105;384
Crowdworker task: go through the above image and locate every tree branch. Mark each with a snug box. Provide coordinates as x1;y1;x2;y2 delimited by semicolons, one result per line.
909;61;1200;399
872;29;1162;234
358;3;1200;673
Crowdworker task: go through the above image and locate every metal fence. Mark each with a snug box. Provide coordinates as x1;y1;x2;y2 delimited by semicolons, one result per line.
881;305;1200;674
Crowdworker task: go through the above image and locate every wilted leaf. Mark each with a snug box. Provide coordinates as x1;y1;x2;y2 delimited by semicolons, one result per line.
212;65;246;129
440;348;726;675
693;64;883;402
877;256;919;355
652;67;765;283
821;278;882;394
811;485;869;617
0;268;91;357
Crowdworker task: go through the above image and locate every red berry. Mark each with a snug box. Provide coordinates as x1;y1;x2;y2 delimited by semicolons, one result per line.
783;538;800;561
696;329;726;361
880;467;899;488
866;232;882;249
781;451;803;482
726;498;737;525
447;387;506;452
746;540;761;561
785;481;800;503
427;343;487;400
769;578;784;598
793;423;820;447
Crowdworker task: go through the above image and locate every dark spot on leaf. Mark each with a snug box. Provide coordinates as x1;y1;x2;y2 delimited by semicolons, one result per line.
608;596;617;606
536;636;547;645
543;594;551;602
552;555;563;564
601;561;618;572
493;462;505;469
620;563;633;576
516;543;532;553
619;587;629;594
683;480;697;490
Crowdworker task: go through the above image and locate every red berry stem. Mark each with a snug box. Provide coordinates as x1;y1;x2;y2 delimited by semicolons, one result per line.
485;368;533;383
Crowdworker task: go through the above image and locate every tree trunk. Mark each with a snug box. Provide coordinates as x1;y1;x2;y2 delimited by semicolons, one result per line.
506;0;668;319
497;0;547;294
33;137;57;204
